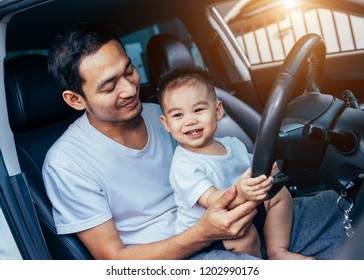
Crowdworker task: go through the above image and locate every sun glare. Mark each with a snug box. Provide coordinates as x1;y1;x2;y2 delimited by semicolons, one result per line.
284;0;301;9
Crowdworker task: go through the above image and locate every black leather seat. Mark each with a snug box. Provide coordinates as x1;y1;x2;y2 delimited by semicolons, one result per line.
4;54;93;259
146;34;261;152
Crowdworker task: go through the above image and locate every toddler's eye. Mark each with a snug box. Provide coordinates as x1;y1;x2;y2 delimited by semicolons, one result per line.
172;113;183;118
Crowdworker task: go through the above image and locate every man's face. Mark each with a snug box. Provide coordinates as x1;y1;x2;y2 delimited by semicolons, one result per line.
79;40;142;127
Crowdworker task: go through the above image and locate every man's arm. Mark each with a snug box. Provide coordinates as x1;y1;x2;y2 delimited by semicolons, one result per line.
77;185;257;259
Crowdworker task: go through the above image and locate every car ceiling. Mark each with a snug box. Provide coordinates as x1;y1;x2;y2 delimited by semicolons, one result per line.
3;0;364;52
229;0;364;20
3;0;221;52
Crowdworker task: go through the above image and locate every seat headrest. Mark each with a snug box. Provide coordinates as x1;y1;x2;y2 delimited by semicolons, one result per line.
5;54;75;132
146;34;195;89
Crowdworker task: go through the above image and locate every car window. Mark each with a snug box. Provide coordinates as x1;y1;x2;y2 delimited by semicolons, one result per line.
215;1;364;65
6;18;205;85
5;49;48;61
121;18;205;84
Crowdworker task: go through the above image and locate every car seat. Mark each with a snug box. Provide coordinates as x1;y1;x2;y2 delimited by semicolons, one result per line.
146;33;261;152
4;54;93;259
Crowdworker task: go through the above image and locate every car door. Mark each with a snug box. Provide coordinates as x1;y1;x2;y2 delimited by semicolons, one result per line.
0;150;52;260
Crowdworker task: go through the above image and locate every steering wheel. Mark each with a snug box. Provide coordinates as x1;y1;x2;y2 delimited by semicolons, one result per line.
251;33;326;177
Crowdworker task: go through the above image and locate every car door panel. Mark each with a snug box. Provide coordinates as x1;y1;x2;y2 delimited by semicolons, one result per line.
0;151;51;260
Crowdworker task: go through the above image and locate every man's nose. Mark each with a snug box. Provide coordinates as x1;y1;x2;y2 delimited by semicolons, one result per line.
118;78;137;97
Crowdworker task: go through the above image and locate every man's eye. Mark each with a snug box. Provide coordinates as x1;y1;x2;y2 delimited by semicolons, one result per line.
125;66;134;76
102;84;116;93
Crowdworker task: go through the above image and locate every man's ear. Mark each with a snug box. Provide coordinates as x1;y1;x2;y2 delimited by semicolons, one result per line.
62;90;86;111
160;115;171;132
216;100;224;121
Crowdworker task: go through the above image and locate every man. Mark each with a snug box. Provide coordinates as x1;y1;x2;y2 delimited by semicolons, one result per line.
43;22;346;260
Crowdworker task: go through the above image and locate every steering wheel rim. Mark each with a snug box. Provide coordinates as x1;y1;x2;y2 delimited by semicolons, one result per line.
251;33;326;177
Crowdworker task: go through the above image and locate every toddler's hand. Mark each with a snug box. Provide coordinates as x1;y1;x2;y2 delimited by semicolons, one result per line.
271;162;280;176
236;167;273;201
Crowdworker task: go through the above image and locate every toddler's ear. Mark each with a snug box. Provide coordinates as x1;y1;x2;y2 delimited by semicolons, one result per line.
160;115;171;132
216;100;224;121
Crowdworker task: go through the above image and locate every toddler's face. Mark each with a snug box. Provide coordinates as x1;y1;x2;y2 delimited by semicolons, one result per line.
160;83;222;151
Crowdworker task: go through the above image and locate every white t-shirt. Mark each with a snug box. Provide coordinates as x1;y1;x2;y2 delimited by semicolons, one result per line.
42;103;177;246
170;136;252;234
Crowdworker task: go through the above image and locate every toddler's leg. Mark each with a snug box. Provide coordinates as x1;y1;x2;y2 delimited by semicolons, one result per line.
223;224;261;258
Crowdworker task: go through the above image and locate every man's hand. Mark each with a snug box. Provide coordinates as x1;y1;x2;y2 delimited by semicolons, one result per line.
236;167;273;201
196;185;258;242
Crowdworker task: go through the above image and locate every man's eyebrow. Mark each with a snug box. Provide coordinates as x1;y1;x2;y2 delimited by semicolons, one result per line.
96;58;132;92
96;76;117;92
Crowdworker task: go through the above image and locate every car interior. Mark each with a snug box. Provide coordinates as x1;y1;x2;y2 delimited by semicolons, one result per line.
1;0;364;260
2;34;264;260
2;29;265;260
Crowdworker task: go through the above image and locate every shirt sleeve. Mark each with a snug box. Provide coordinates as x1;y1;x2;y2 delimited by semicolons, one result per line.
43;153;112;235
169;154;214;208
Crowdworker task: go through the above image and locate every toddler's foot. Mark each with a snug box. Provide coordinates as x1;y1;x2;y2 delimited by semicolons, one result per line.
268;249;315;260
